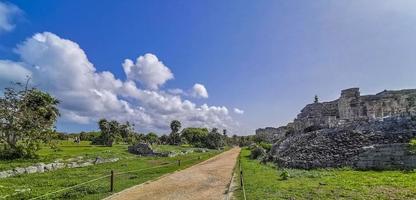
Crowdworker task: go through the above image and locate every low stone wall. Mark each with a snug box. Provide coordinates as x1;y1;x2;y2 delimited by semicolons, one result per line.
0;157;119;179
355;143;416;170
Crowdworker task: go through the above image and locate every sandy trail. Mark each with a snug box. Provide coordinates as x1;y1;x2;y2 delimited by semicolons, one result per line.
106;147;241;200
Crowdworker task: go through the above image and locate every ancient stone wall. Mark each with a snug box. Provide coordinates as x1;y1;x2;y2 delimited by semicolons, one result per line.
355;143;416;170
255;127;287;143
292;100;339;132
263;87;416;170
269;117;416;169
290;88;416;133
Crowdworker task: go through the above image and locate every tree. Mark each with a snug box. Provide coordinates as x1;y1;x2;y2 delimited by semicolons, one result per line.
204;128;225;149
180;127;209;147
223;129;227;137
159;134;169;144
314;95;319;103
78;131;100;141
211;128;218;134
145;132;159;145
231;134;239;145
131;133;145;144
118;121;134;143
0;83;60;158
93;119;135;146
170;120;181;133
169;120;181;145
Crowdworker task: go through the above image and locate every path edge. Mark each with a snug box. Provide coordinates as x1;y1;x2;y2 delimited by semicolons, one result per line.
104;147;239;200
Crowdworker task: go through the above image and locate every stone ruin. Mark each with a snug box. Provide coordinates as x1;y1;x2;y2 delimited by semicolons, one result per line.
0;156;119;179
127;143;204;157
257;88;416;169
128;143;155;156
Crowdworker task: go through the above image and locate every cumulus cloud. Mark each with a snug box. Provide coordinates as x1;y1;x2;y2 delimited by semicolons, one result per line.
168;88;184;95
12;32;149;126
2;32;237;133
192;83;208;98
0;60;31;88
123;53;173;90
0;2;22;33
233;108;244;114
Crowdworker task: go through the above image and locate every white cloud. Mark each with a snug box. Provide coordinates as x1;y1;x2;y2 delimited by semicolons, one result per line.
13;32;150;126
122;53;173;90
3;32;237;133
0;2;22;33
0;60;31;88
192;83;208;98
61;110;90;124
233;108;244;114
168;88;184;95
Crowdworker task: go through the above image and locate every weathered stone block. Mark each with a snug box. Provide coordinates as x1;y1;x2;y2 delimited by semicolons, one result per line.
25;166;38;174
128;143;154;155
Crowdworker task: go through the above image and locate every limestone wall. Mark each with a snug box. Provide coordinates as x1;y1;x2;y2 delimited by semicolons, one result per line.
339;88;361;120
263;87;416;170
355;143;416;170
291;88;416;133
255;127;287;143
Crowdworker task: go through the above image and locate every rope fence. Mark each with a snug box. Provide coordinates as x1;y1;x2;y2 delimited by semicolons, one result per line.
28;156;205;200
239;155;247;200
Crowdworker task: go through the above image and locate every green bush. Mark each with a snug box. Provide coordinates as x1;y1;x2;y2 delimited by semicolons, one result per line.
250;146;266;159
409;138;416;153
280;169;290;180
258;142;272;152
180;127;225;149
59;185;101;199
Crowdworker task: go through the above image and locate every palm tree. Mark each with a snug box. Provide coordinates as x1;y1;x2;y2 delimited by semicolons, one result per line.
170;120;181;133
169;120;181;145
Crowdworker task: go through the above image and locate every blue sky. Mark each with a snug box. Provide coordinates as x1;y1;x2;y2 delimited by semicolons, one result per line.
1;1;416;135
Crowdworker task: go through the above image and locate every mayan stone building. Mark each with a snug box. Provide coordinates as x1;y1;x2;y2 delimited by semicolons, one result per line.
257;88;416;169
290;87;416;133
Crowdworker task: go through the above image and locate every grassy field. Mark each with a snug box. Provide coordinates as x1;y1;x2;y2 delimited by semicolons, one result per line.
0;141;222;200
235;148;416;200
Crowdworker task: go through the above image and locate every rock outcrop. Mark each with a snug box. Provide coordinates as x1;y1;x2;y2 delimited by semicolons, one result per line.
262;88;416;169
128;143;154;155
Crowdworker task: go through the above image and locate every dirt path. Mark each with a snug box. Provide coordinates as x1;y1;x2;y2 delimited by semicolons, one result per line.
106;147;241;200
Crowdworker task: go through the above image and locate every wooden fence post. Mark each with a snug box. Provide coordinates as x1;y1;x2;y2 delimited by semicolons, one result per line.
110;170;114;192
178;159;181;166
240;170;243;187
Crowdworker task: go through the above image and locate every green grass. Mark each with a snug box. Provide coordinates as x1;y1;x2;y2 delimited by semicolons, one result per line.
0;141;223;200
0;141;132;171
0;141;201;171
235;148;416;200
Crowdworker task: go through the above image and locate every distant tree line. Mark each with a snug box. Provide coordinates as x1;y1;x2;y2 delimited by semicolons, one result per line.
0;80;259;159
88;118;258;150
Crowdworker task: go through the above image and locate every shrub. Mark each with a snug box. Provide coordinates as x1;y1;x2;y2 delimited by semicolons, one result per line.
181;127;209;146
250;146;266;159
280;169;290;180
258;142;272;152
59;185;101;199
409;138;416;153
204;131;225;149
